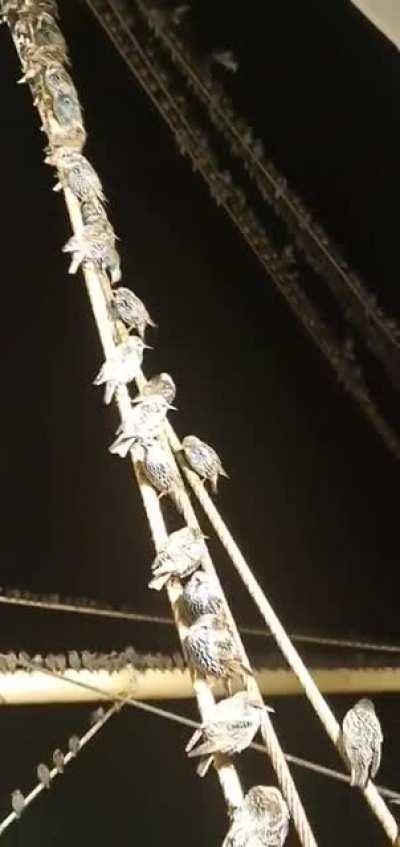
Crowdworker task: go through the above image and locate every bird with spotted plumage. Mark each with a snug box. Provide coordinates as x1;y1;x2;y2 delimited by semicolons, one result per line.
62;221;121;283
47;149;105;202
186;690;273;776
135;372;176;405
110;287;156;337
93;337;149;405
141;439;185;513
109;395;173;457
184;614;253;685
148;526;207;591
179;434;228;493
223;786;290;847
341;698;383;788
181;571;223;623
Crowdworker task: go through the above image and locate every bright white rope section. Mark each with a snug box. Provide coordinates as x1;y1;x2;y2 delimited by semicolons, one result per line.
5;5;319;846
172;452;400;844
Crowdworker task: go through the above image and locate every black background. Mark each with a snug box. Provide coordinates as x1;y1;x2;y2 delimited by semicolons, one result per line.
0;1;399;843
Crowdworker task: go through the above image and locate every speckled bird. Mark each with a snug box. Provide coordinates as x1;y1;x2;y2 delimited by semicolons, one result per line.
110;287;156;337
138;372;176;405
52;89;82;126
184;614;253;683
37;763;51;789
49;150;105;202
43;63;74;95
223;786;290;847
186;691;272;776
180;435;228;493
342;698;383;788
181;571;223;622
63;222;121;283
80;197;109;227
149;526;206;591
93;337;149;405
109;396;172;458
141;440;185;513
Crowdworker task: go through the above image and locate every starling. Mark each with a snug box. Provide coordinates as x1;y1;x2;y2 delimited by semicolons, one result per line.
68;650;81;671
342;698;383;788
180;434;228;493
52;88;82;126
90;706;105;725
62;222;121;284
149;526;207;591
68;735;81;755
141;440;185;513
80;197;109;227
50;150;105;202
110;287;156;337
181;571;223;622
211;49;238;73
184;614;253;684
109;396;173;458
186;691;272;776
93;337;149;405
51;749;64;773
223;786;290;847
44;63;74;95
37;763;51;789
35;12;67;53
11;789;25;818
138;372;176;405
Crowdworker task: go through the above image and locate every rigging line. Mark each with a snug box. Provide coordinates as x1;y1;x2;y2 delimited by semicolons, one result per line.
15;657;400;804
91;0;400;462
133;0;400;352
0;697;128;838
2;592;400;654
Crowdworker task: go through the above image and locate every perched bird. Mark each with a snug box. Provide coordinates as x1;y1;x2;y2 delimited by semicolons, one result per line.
184;614;253;684
110;287;156;337
180;434;228;493
223;786;290;847
52;749;64;773
141;440;185;513
181;571;223;622
93;337;149;405
211;49;239;73
63;223;121;283
11;789;25;818
68;735;80;755
53;90;82;126
37;763;51;789
80;197;109;227
186;691;272;776
44;63;74;95
149;526;206;591
342;698;383;788
136;372;176;405
109;396;173;458
35;12;67;53
48;150;105;202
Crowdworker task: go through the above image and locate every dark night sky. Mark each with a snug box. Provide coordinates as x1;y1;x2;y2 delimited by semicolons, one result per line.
0;1;400;844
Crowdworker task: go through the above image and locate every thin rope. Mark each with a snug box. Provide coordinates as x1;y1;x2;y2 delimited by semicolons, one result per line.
171;451;399;843
87;0;400;461
2;590;400;654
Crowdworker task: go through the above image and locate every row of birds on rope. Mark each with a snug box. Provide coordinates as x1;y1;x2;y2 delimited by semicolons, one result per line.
1;2;392;844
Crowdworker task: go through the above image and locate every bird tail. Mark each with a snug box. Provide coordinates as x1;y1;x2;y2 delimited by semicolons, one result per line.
171;485;186;515
104;381;115;405
196;756;214;777
187;740;218;759
350;757;369;789
108;436;134;458
148;573;170;591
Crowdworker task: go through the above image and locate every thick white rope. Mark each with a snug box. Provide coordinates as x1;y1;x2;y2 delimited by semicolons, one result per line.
172;454;400;843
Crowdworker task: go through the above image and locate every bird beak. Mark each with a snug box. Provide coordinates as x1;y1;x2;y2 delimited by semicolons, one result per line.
143;344;153;350
168;405;178;411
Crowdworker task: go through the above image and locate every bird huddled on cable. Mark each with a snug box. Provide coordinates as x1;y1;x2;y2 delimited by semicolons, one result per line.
223;786;290;847
181;571;223;622
148;526;206;591
93;337;149;404
37;763;51;789
135;372;176;405
341;698;383;788
63;221;121;283
185;691;272;776
211;49;239;73
110;287;156;337
109;396;173;458
46;149;105;202
179;434;228;493
184;614;253;685
141;439;185;513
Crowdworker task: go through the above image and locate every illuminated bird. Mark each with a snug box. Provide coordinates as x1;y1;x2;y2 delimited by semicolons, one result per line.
180;434;228;493
342;698;383;788
223;786;290;847
109;396;173;458
68;735;80;755
110;287;156;337
53;89;82;126
63;222;121;283
52;749;64;773
44;63;74;95
48;150;105;202
37;763;51;789
93;337;149;405
184;614;253;684
136;372;176;405
186;691;272;776
211;49;238;73
80;198;109;227
11;790;25;818
149;526;206;591
141;440;185;513
181;571;223;622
